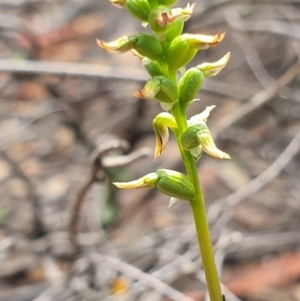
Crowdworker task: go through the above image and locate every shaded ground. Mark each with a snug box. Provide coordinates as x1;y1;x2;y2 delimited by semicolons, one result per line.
0;1;300;300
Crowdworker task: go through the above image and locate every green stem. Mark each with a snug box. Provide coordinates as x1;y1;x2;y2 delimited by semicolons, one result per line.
171;103;222;301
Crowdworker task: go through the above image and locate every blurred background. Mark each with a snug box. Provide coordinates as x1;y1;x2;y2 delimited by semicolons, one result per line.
0;0;300;300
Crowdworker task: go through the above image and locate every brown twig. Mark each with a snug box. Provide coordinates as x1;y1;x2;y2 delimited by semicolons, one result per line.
68;138;150;257
0;59;148;81
0;59;257;99
208;127;300;225
212;60;300;137
68;139;129;257
91;253;194;301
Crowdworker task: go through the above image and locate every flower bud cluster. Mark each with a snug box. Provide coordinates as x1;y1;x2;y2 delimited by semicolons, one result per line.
99;0;231;205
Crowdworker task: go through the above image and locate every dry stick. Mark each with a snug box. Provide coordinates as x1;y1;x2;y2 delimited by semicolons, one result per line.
0;282;48;301
208;128;300;223
68;139;149;257
225;231;300;261
212;60;300;137
0;59;255;99
0;150;44;236
68;139;129;256
92;253;194;301
225;9;274;89
69;168;97;256
0;59;148;81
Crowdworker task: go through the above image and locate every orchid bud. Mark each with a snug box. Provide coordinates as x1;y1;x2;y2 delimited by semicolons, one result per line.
164;32;225;69
196;52;230;77
143;58;164;77
114;169;195;201
134;34;164;60
181;122;230;159
178;68;204;108
153;112;177;159
156;169;195;200
133;76;178;110
165;36;197;69
126;0;151;22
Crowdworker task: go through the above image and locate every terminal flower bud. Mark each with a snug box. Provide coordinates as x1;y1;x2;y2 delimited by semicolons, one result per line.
133;76;178;110
172;3;196;21
109;0;126;8
182;123;230;159
114;169;195;201
126;0;151;22
178;67;204;108
196;52;230;77
153;112;177;159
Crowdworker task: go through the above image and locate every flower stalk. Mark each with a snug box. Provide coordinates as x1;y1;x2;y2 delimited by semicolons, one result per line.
98;1;231;300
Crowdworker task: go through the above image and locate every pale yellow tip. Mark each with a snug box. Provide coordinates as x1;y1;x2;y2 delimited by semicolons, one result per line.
96;39;105;49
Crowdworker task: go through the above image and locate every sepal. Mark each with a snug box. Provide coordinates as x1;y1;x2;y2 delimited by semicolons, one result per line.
181;32;225;50
188;106;215;126
196;52;230;77
153;112;177;159
97;36;137;53
113;172;158;189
